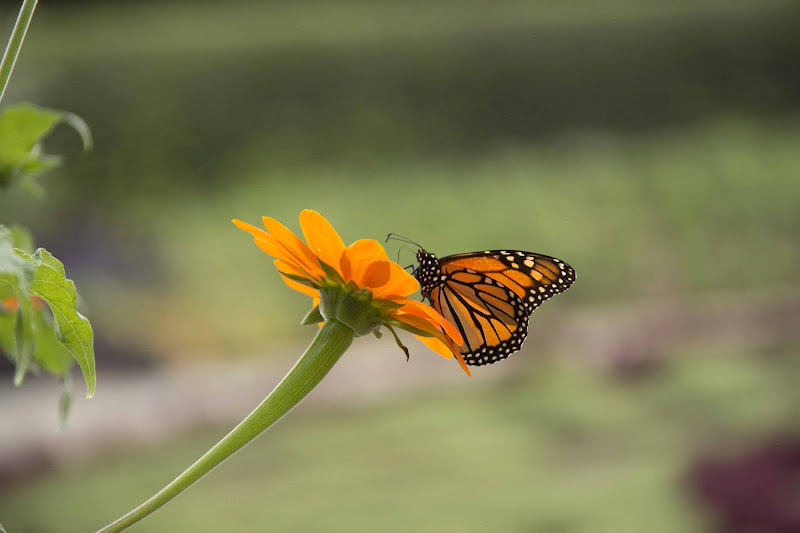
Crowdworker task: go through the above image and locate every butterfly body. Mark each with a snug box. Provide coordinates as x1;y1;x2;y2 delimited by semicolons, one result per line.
413;249;575;366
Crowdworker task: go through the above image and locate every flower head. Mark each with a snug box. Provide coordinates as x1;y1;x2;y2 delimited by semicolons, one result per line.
233;210;470;376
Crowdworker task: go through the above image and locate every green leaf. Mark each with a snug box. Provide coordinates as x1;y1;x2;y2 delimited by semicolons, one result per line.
31;309;74;375
0;103;91;193
19;248;96;398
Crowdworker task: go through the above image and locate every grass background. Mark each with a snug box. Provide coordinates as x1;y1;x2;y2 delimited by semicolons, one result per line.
4;346;798;533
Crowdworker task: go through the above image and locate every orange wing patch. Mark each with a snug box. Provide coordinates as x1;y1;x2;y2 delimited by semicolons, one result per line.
444;256;507;273
504;268;535;287
485;272;526;299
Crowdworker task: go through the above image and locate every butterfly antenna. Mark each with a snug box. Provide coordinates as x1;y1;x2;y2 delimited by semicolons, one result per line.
395;244;416;264
385;233;424;249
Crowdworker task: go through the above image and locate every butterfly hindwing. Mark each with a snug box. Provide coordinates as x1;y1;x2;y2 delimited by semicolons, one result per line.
430;280;529;365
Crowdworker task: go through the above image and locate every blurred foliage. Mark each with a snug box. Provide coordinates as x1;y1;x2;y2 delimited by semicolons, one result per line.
4;116;791;360
0;102;95;409
0;226;96;406
6;0;797;198
0;103;90;198
1;344;797;532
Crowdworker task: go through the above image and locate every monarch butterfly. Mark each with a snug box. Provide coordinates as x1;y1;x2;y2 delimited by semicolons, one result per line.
387;234;576;366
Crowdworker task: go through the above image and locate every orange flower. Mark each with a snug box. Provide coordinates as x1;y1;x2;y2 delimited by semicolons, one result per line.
1;295;45;313
233;210;470;376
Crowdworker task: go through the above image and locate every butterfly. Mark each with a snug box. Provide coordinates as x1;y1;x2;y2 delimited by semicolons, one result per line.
387;235;576;366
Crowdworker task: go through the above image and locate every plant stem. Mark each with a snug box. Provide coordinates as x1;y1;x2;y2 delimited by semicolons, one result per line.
0;0;38;105
95;319;354;533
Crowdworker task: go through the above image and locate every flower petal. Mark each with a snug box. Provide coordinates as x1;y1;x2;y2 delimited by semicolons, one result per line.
232;219;270;241
371;263;419;299
361;261;392;290
274;259;319;285
414;334;453;359
280;275;320;298
341;239;389;284
392;297;464;345
262;216;322;277
1;296;19;313
254;236;320;281
299;210;346;277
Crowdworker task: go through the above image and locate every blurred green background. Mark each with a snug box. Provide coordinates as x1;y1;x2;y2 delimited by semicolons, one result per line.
1;0;799;531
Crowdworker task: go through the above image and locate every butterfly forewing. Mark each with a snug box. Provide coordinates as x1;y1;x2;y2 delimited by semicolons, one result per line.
441;251;575;313
416;249;575;366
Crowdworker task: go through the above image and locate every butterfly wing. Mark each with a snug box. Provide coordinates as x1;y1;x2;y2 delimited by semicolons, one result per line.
441;250;576;314
428;251;575;366
429;281;529;365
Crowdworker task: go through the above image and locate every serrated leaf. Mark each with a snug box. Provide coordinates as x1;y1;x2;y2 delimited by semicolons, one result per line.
20;248;95;398
0;103;92;193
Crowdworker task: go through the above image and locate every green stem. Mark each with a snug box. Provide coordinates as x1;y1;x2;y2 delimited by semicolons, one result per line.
95;319;354;533
0;0;38;106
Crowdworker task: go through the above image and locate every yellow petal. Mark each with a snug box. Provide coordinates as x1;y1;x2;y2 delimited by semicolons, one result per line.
372;262;419;299
280;275;320;298
262;216;322;278
299;210;346;277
